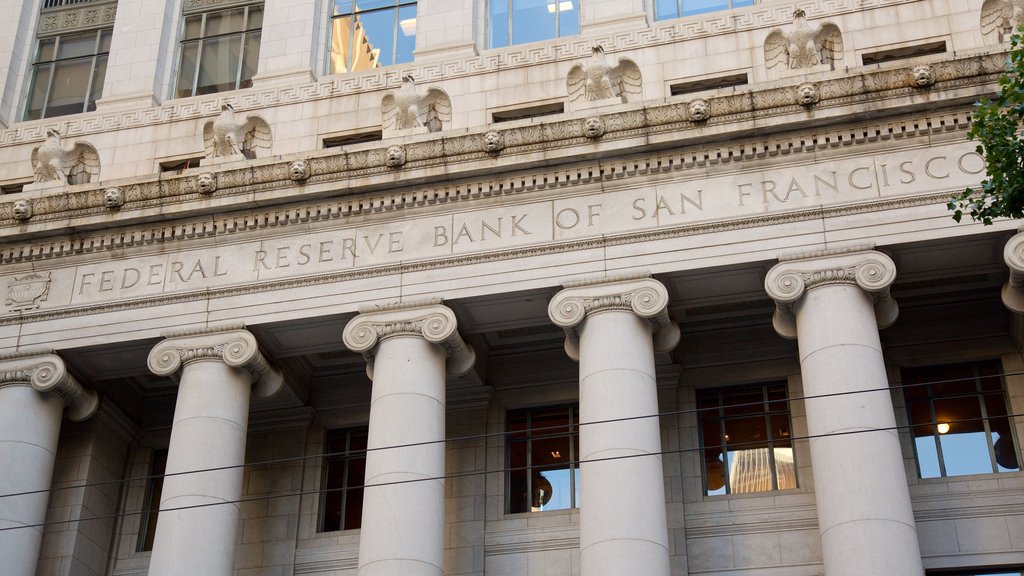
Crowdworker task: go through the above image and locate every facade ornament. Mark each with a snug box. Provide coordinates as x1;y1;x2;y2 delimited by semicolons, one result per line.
381;74;452;133
566;45;643;103
197;172;217;194
0;349;98;421
342;301;476;378
583;116;606;139
202;103;273;162
981;0;1024;41
288;159;310;181
483;130;504;154
764;9;844;73
688;98;710;122
31;128;101;184
796;82;820;106
6;271;51;311
12;199;32;221
148;325;284;398
909;64;935;88
1001;229;1024;313
548;274;680;361
385;145;407;168
765;247;898;338
104;186;124;208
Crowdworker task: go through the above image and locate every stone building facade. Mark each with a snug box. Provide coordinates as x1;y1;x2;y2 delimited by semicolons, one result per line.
0;0;1023;575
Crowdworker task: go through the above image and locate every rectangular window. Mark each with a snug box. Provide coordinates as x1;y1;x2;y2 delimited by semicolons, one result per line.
928;570;1024;575
175;3;262;98
903;360;1020;478
488;0;579;49
137;449;167;552
329;0;416;75
507;405;579;513
654;0;755;21
24;28;111;120
697;382;796;495
319;427;368;532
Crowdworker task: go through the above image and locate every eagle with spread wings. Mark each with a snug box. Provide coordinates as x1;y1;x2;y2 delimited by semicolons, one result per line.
567;45;642;103
981;0;1024;40
764;9;844;72
381;75;452;133
202;103;272;161
31;129;100;185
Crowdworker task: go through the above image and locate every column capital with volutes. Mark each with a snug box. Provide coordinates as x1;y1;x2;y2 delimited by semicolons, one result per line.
342;300;476;378
548;273;680;361
765;246;898;339
0;348;98;421
147;324;284;398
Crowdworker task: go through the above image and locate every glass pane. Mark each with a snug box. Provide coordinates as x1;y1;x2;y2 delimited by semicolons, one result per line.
728;446;773;493
931;363;979;396
530;407;571;437
915;432;941;478
24;65;51;120
556;0;578;39
510;0;556;46
247;6;264;30
343;487;363;529
978;360;1003;391
733;0;755;6
722;387;763;416
355;0;396;10
774;445;796;489
329;16;355;74
184;15;203;40
46;58;92;117
986;396;1020;472
36;38;56;62
240;31;260;89
532;435;570;468
508;467;529;513
767;382;789;413
535;466;571;511
196;35;243;95
335;0;355;16
87;54;106;111
56;30;99;59
705;450;726;495
354;8;396;69
681;0;729;16
395;4;415;65
321;458;346;531
176;42;200;97
770;414;791;442
489;0;509;48
98;29;112;53
205;8;247;36
935;397;992;476
654;0;679;20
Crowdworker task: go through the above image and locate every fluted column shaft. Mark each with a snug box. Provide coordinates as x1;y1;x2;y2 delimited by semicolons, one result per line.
344;302;475;576
0;351;98;576
766;248;923;576
147;327;283;576
549;276;679;576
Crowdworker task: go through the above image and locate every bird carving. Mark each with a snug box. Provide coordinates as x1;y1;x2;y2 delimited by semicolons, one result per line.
202;103;272;161
764;9;844;72
31;129;100;185
567;45;642;103
981;0;1024;40
381;75;452;133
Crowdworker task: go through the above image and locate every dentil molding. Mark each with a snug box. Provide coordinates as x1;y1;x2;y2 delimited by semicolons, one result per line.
342;301;476;379
548;274;680;360
147;325;284;398
0;348;98;421
764;246;898;338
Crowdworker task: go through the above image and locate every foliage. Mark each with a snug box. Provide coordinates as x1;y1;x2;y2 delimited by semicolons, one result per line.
949;28;1024;225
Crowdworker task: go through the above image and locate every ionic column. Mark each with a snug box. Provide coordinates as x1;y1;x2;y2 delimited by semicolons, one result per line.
1001;230;1024;313
146;326;283;576
343;302;475;576
548;275;679;576
765;248;923;576
0;350;98;576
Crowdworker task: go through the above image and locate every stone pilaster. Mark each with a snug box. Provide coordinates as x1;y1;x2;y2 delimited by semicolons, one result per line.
765;247;923;576
549;274;678;576
0;350;98;576
146;325;283;576
343;301;474;576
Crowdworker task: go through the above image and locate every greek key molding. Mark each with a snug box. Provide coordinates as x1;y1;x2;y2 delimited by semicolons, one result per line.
37;0;117;36
1002;229;1024;313
147;326;284;398
765;248;898;339
342;302;476;378
548;276;680;361
0;349;98;421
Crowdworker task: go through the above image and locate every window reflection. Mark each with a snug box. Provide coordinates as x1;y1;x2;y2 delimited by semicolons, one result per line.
507;405;579;513
329;0;416;74
488;0;578;49
653;0;755;21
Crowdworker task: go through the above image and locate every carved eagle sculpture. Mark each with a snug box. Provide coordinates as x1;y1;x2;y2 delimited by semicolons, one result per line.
202;103;272;161
31;129;100;185
981;0;1024;40
381;75;452;133
764;9;844;72
567;45;642;103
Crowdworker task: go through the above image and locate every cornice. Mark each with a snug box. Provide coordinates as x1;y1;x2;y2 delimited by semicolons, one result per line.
147;326;284;398
765;249;898;338
0;350;98;421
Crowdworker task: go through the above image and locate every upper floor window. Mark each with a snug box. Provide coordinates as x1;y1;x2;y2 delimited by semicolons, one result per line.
507;405;579;513
903;360;1020;478
319;427;368;532
174;3;262;98
653;0;754;20
24;28;111;120
488;0;579;49
329;0;416;75
698;382;796;495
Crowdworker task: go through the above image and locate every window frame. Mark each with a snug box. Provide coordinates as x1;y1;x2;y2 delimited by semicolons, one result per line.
327;0;417;75
318;426;368;532
172;2;263;99
23;27;111;120
487;0;580;49
505;404;580;514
